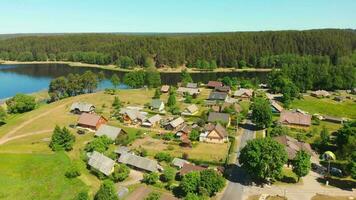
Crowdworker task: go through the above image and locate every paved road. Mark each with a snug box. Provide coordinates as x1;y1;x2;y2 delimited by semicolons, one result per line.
221;121;256;200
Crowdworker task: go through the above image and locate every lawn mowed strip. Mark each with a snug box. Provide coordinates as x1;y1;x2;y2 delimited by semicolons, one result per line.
0;152;88;200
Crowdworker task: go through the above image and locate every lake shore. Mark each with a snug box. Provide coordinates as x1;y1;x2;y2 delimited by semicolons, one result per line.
0;60;273;73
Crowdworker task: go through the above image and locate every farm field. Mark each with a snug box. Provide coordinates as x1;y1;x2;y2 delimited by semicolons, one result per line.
0;152;88;200
290;95;356;119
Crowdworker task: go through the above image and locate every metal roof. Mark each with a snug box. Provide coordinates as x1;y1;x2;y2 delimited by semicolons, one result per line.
95;125;123;140
88;151;115;176
118;153;158;172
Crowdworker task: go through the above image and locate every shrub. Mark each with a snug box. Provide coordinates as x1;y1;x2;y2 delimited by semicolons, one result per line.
189;129;200;141
85;135;113;153
65;165;81;178
74;191;89;200
145;192;161;200
143;172;159;185
162;132;175;141
155;152;173;162
269;125;289;137
162;167;176;182
110;164;130;182
94;180;118;200
6;93;36;114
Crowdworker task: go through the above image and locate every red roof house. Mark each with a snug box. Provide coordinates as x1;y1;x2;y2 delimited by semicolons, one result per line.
77;113;107;131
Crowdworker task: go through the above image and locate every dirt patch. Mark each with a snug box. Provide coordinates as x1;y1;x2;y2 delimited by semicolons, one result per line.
311;194;355;200
126;186;151;200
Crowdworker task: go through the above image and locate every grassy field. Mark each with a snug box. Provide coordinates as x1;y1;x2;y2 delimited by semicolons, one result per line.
0;152;88;200
290;95;356;119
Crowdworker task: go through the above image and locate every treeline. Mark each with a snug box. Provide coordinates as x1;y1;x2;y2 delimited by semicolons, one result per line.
0;29;355;68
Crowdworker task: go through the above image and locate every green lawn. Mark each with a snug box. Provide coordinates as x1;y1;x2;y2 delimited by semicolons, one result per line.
290;96;356;119
0;152;88;200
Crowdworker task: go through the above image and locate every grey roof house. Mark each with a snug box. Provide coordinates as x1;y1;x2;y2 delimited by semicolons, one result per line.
181;104;199;116
95;125;125;140
142;114;162;127
208;112;231;126
70;102;95;114
172;158;190;168
150;99;165;112
166;117;185;130
118;153;160;172
88;151;115;176
208;92;228;101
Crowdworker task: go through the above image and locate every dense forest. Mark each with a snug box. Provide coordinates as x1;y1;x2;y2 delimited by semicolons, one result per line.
0;29;355;68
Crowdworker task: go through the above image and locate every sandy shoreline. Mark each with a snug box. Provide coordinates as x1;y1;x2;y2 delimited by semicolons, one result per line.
0;60;273;73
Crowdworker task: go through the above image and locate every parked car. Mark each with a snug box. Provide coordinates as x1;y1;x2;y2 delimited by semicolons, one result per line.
330;167;343;177
77;129;86;135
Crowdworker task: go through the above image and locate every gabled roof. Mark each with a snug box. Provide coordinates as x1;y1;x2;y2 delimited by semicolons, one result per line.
271;100;284;112
118;153;159;172
114;146;130;154
95;125;123;140
186;83;198;88
172;158;189;168
234;88;253;97
177;87;200;95
78;113;104;127
207;81;223;88
311;90;330;97
147;114;162;124
208;91;228;100
70;102;95;112
204;123;228;138
120;108;146;121
169;117;185;128
274;135;314;159
215;86;231;93
185;104;199;114
279;110;311;126
179;163;206;176
88;151;115;176
151;99;164;109
208;112;230;124
176;123;191;134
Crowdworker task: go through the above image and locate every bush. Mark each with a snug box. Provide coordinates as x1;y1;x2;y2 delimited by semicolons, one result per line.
145;192;161;200
269;125;289;137
162;167;176;182
155;152;173;162
65;165;81;178
85;135;113;153
110;164;130;182
189;129;200;141
143;172;159;185
94;180;118;200
162;132;175;141
74;191;89;200
6;93;36;114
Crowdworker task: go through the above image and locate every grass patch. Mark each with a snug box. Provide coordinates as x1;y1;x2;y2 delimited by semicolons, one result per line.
290;96;356;118
276;168;299;184
311;194;355;200
0;152;88;200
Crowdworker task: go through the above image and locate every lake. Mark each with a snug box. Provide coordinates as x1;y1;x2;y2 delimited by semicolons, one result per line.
0;63;268;99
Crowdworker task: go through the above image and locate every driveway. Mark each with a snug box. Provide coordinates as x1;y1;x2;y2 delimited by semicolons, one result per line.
221;120;256;200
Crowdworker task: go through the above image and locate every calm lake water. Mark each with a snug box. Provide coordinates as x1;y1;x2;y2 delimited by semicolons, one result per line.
0;64;268;99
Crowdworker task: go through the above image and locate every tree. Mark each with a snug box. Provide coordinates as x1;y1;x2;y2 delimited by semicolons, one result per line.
123;70;146;88
142;172;159;185
320;126;330;146
110;74;120;89
154;152;173;162
292;150;311;181
144;57;155;68
6;93;36;114
110;164;130;182
85;135;113;153
145;192;161;200
180;171;201;194
153;88;161;99
98;71;106;82
199;169;225;196
167;88;177;107
65;165;81;178
184;94;193;103
162;167;176;182
74;191;89;200
184;193;201;200
112;96;122;110
94;180;118;200
250;97;272;129
81;71;99;93
145;67;161;88
335;121;356;159
239;138;288;182
49;125;75;151
117;56;135;68
181;69;193;85
0;106;6;123
269;125;289;137
189;129;200;141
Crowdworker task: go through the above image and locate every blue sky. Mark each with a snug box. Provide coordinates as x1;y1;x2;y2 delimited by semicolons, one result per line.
0;0;355;33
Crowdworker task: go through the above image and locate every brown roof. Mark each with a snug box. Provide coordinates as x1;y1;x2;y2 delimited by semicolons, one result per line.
78;113;103;127
274;135;315;159
279;110;311;126
204;123;228;139
179;163;206;176
207;81;223;88
215;86;231;93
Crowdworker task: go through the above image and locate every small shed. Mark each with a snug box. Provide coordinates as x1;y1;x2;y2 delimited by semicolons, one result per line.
182;104;199;116
172;158;190;168
208;91;228;101
150;99;165;112
70;102;95;114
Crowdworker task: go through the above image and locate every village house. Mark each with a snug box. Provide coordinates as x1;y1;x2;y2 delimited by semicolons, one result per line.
175;123;191;137
181;104;199;116
150;99;165;112
200;123;229;143
214;85;231;94
273;135;315;161
95;125;126;141
208;91;228;101
118;153;161;172
322;115;345;124
165;117;185;131
141;114;162;128
279;110;311;128
207;112;231;126
114;146;130;155
160;85;170;93
77;113;107;131
119;108;147;125
172;158;190;169
70;102;95;114
186;82;198;88
311;90;330;98
271;100;284;113
207;81;223;88
180;133;192;148
177;87;200;96
88;151;115;176
179;163;206;176
233;88;253;99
